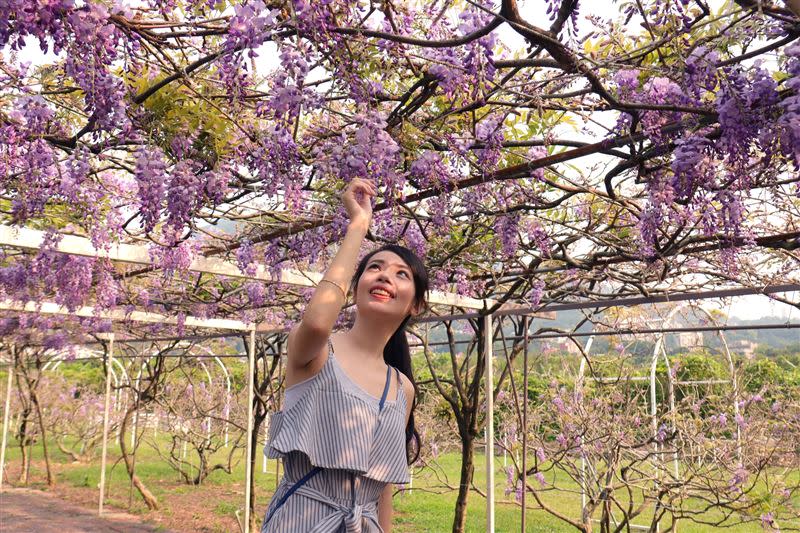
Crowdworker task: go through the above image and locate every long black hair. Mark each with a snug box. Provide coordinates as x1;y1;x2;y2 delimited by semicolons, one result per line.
350;244;428;464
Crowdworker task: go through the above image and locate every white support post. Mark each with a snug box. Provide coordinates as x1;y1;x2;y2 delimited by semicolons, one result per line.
650;326;666;533
484;314;495;533
262;418;268;474
244;327;256;533
0;345;16;492
577;336;595;514
521;317;529;533
99;334;115;515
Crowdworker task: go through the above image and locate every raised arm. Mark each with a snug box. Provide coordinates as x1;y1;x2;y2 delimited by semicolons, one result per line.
285;178;376;371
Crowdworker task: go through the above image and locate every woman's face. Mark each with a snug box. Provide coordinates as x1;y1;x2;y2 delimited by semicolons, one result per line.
355;250;420;319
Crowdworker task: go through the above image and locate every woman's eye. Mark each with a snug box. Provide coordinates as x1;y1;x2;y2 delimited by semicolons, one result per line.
398;271;409;278
368;264;380;270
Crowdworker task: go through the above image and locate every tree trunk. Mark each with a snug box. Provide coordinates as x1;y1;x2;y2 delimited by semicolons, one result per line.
119;405;159;510
581;501;595;533
452;435;475;533
194;450;206;486
14;359;32;486
30;389;53;486
248;403;266;533
16;407;32;485
19;439;29;485
57;439;83;462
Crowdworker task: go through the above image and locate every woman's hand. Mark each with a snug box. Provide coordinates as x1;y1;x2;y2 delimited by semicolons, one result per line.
342;177;376;231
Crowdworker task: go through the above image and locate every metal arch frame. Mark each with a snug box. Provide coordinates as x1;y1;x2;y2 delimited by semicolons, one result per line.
43;350;130;415
192;344;232;447
568;302;744;532
0;323;259;533
129;353;161;450
150;342;235;450
124;346;221;472
160;356;216;475
196;360;215;445
575;332;659;532
646;303;739;531
101;333;260;531
648;303;742;462
58;357;123;418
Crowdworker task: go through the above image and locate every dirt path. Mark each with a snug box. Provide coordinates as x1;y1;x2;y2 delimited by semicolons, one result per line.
0;489;171;533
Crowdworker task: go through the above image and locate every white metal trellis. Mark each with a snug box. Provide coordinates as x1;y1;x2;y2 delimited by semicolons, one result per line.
648;303;742;461
2;222;794;532
575;332;659;532
0;304;256;530
197;360;215;444
44;350;130;415
570;303;746;531
191;344;232;447
0;221;498;531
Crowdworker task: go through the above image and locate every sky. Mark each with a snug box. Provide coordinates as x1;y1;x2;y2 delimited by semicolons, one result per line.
7;1;798;322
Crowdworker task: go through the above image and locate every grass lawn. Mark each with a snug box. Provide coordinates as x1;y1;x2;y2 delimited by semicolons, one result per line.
1;431;797;532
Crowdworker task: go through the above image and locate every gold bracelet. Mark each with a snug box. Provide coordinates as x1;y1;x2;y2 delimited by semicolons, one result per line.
319;278;347;299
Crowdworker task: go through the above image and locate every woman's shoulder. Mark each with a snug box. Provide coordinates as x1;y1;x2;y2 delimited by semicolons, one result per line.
395;370;415;417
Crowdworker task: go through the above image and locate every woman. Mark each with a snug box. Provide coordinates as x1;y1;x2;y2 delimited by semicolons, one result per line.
261;177;427;533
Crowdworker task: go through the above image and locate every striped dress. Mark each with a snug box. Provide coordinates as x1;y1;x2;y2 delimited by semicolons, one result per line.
261;338;410;533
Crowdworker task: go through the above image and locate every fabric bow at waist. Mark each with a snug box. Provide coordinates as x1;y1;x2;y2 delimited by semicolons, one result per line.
293;484;380;533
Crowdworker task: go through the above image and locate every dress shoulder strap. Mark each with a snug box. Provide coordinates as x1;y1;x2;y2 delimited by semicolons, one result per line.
393;367;405;404
378;364;392;412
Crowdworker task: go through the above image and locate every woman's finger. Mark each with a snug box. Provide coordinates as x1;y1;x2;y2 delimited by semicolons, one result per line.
345;178;377;201
357;182;375;197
